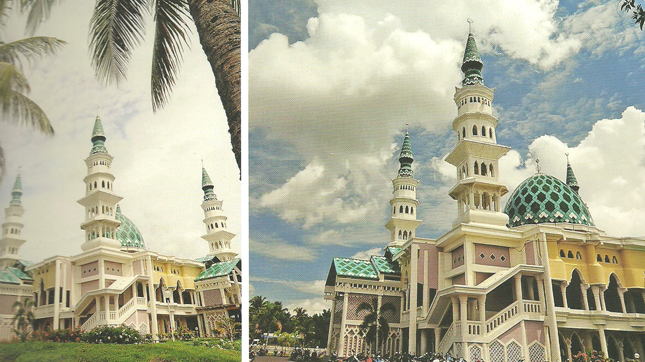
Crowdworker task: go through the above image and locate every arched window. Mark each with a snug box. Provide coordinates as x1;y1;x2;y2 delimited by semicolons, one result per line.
393;206;396;214
605;255;610;263
597;254;602;262
481;163;487;176
405;206;409;214
482;125;486;137
474;161;479;175
398;230;402;238
489;128;493;138
403;231;408;240
472;125;478;136
560;250;566;258
102;181;105;188
612;256;618;264
400;206;403;213
94;181;97;189
576;252;582;260
567;251;574;258
411;207;414;214
489;164;494;177
462;127;466;138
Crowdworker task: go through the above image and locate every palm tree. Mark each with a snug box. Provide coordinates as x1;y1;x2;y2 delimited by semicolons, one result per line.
0;2;65;180
88;0;241;172
357;298;395;355
12;298;35;342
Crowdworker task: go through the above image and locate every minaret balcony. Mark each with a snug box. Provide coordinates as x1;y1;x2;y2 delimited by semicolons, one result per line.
77;191;123;207
445;140;510;167
80;216;120;229
453;208;509;228
448;178;509;200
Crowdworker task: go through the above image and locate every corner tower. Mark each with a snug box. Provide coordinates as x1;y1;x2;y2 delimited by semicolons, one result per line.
0;174;27;269
78;116;123;251
445;29;510;228
201;167;236;261
385;132;422;248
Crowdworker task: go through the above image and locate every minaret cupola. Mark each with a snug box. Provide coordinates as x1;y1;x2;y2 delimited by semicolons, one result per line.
566;154;580;194
200;166;236;261
0;173;27;269
78;116;123;251
385;132;422;248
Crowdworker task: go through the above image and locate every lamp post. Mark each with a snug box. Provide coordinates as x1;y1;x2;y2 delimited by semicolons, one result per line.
163;288;175;342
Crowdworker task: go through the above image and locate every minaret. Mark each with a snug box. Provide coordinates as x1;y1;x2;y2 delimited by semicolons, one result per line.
444;28;510;228
77;116;123;251
200;167;236;261
565;154;580;194
0;174;27;269
385;132;422;248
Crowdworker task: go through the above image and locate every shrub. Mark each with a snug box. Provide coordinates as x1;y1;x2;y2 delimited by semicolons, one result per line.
81;325;144;344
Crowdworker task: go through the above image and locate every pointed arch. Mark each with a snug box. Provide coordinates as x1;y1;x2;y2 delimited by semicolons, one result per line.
462;127;466;138
482;125;486;137
474;161;479;175
489;127;493;138
480;162;487;176
605;273;624;312
570;332;584;356
566;269;585;310
472;125;478;136
489;164;494;177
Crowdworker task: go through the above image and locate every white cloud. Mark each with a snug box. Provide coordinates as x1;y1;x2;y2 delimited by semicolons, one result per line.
250;277;327;295
350;247;382;260
250;237;317;261
286;298;331;315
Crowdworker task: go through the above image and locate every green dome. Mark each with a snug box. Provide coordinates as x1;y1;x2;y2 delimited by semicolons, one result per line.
504;173;594;228
115;206;146;249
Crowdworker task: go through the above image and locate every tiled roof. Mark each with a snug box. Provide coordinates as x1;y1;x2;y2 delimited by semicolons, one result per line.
6;267;32;281
332;258;378;280
195;258;240;281
194;255;213;263
0;269;20;284
386;247;401;256
115;206;146;249
371;256;400;274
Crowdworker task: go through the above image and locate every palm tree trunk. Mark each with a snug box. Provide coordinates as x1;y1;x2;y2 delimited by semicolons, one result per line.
187;0;241;173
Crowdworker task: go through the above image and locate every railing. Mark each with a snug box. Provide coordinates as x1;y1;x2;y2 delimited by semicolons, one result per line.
34;304;55;318
486;301;519;334
81;311;106;331
437;322;455;353
523;300;541;314
117;298;136;319
136;297;146;306
467;322;481;335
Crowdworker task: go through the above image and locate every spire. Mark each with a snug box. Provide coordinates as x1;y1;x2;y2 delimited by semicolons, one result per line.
90;116;108;154
565;154;580;193
398;132;414;177
202;167;217;201
461;24;484;86
9;173;22;206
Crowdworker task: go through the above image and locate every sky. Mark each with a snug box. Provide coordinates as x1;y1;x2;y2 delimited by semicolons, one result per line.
0;2;241;263
248;0;645;314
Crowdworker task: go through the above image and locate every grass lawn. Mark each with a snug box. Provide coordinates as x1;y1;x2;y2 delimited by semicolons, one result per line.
0;341;241;362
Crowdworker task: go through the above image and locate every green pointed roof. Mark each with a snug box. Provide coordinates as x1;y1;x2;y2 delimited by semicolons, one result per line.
90;116;108;154
398;132;414;177
332;258;378;280
10;173;22;206
202;167;217;201
370;255;400;275
461;32;484;86
566;160;580;193
115;205;146;249
195;258;240;281
504;173;594;228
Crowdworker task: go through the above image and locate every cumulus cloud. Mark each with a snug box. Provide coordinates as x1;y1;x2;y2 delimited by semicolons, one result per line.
250;237;318;261
351;247;382;260
251;277;327;295
286;298;331;315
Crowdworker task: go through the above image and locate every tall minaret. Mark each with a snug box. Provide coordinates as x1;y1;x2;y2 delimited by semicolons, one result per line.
201;167;236;261
445;28;510;228
385;132;422;248
0;174;27;269
78;116;123;251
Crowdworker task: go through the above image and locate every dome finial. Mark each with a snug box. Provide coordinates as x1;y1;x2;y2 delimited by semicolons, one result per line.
202;166;217;201
535;159;541;174
461;23;484;86
467;18;473;33
10;172;22;206
398;131;414;177
90;116;108;154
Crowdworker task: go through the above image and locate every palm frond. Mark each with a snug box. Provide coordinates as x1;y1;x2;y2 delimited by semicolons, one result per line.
89;0;150;85
20;0;60;36
0;87;54;134
0;36;65;68
150;0;190;111
0;62;30;94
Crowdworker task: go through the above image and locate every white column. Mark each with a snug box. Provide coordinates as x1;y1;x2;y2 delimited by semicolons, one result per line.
145;256;159;340
599;326;608;357
338;292;349;357
423;249;429;316
327;298;337;353
560;282;568;308
478;296;486;324
619;288;627;313
581;284;590;311
409;244;419;354
459;295;468;341
53;260;61;329
539;232;561;362
592;286;602;311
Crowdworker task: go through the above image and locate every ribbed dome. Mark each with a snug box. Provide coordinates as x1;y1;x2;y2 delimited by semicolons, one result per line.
504;174;594;228
115;206;145;249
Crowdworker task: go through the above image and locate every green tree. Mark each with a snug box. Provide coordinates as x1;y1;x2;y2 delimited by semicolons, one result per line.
621;0;645;29
11;298;35;342
357;298;395;355
308;309;330;348
0;1;65;180
215;314;240;342
88;0;241;172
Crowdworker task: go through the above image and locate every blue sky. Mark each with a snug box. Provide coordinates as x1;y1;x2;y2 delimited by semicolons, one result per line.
248;0;645;313
0;2;240;263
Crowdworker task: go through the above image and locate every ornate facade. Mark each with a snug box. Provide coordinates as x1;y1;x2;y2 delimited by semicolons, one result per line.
0;116;241;340
325;30;645;362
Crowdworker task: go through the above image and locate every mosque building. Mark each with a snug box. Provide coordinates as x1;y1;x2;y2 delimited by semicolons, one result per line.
324;30;645;362
0;116;241;340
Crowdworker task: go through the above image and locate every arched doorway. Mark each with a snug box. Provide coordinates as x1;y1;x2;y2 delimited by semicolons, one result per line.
605;274;623;313
567;270;585;310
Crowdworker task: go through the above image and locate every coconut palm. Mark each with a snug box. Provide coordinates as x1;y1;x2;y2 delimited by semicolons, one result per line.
88;0;241;172
12;298;35;342
0;2;65;180
357;298;395;355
